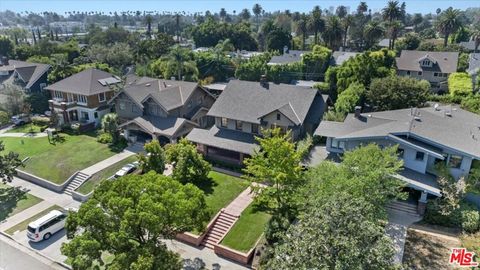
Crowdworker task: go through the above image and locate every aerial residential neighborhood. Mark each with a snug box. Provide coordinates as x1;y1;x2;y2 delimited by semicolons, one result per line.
0;1;479;270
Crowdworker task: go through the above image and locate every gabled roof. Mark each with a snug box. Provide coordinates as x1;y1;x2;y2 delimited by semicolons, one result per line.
395;50;459;73
459;41;477;52
118;75;203;112
45;68;119;95
207;80;321;125
268;50;307;65
119;115;197;138
468;53;480;75
0;60;50;89
315;105;480;159
331;51;360;66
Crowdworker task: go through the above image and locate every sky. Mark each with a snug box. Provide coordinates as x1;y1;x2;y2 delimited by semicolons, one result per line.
0;0;479;15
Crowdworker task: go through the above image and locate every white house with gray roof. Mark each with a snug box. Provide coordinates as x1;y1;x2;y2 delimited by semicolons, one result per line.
187;78;328;165
110;75;215;144
396;50;459;93
315;105;480;213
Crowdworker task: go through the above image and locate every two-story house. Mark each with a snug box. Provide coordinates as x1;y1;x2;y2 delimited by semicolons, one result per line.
44;68;120;126
110;75;215;144
186;78;328;165
315;105;480;213
396;50;459;93
0;60;50;92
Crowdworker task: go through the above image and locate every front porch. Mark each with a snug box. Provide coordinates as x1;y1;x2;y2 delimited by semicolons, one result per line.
395;168;440;215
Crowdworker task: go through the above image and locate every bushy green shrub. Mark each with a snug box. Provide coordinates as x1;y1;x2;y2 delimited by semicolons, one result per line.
0;111;9;125
296;134;313;159
461;209;480;233
313;82;330;93
335;82;365;114
448;72;473;98
31;116;50;126
97;133;113;144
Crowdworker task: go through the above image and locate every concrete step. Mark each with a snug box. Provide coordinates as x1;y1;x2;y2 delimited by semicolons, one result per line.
387;203;420;216
207;230;224;239
202;242;214;249
216;219;235;227
387;201;417;212
219;213;237;222
213;222;230;231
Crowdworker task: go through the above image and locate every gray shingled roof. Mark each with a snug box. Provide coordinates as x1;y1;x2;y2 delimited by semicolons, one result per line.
45;68;119;95
315;105;480;158
459;41;477;51
120;75;200;111
395;50;459;73
119;115;195;138
331;51;360;66
207;80;320;124
468;53;480;75
268;50;307;65
186;126;259;155
1;60;50;89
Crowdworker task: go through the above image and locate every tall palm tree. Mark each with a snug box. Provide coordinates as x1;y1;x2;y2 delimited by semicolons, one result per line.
163;45;198;81
219;8;227;22
364;20;385;49
252;3;262;30
386;20;402;49
296;14;308;50
382;1;402;49
240;8;251;21
472;25;480;53
357;2;368;14
308;6;324;45
145;15;153;39
436;7;462;47
336;6;347;18
323;16;343;50
342;15;354;48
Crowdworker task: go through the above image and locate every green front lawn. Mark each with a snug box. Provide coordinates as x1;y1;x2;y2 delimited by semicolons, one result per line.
5;205;63;235
221;204;271;252
76;155;138;195
1;133;121;184
0;184;43;221
7;123;45;134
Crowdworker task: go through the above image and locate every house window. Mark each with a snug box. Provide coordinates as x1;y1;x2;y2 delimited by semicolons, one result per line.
119;102;126;110
94;112;98;119
331;139;344;149
81;111;89;121
236;120;243;131
98;92;106;102
415;151;424;161
443;73;448;78
421;60;431;66
434;72;439;77
221;117;228;128
397;148;405;159
406;71;410;75
77;95;87;105
53;91;63;100
448;155;463;169
251;124;259;134
417;71;423;76
276;113;281;121
67;93;74;102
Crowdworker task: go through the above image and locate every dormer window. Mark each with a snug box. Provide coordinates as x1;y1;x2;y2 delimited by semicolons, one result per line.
421;59;431;67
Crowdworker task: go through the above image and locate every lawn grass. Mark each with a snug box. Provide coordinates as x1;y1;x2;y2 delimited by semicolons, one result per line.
5;205;63;235
6;123;44;134
1;133;121;184
461;232;480;263
76;155;138;195
220;204;271;252
0;184;43;221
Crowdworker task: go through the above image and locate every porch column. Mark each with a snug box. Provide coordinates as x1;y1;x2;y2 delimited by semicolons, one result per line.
123;129;129;140
417;191;428;215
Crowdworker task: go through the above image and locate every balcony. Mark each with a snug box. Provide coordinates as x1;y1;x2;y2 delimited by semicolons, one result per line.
49;99;78;110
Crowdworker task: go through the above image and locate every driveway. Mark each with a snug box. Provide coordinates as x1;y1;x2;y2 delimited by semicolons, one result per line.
386;209;423;264
303;145;341;167
10;229;68;263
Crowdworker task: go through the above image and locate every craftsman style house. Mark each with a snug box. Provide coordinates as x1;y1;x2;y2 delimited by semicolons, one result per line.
187;78;328;165
395;50;459;92
0;60;50;92
110;75;215;144
315;105;480;212
45;68;120;126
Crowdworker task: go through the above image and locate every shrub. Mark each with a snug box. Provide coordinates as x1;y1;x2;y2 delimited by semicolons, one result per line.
461;210;480;233
313;82;330;93
0;111;9;125
448;72;473;98
461;95;480;114
97;133;113;144
335;82;365;114
296;134;313;159
31;116;50;126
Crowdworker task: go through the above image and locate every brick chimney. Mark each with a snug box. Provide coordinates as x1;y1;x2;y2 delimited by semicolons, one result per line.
354;106;362;118
260;75;269;89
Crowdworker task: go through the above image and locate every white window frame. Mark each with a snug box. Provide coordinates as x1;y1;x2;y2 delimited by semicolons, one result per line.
98;92;106;102
53;90;63;100
119;102;126;110
77;94;87;105
221;117;228;128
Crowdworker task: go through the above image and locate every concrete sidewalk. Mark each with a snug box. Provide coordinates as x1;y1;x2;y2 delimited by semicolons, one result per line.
386;209;423;264
0;132;48;138
0;201;54;231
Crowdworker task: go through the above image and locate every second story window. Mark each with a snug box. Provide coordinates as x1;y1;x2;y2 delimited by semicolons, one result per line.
221;117;228;128
417;71;423;76
53;91;63;100
119;102;125;110
251;124;259;134
77;94;87;105
448;155;463;169
98;92;106;102
276;113;281;121
236;120;243;131
415;151;424;161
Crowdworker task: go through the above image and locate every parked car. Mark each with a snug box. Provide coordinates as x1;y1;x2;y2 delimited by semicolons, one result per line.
27;210;67;242
114;163;137;178
11;114;31;126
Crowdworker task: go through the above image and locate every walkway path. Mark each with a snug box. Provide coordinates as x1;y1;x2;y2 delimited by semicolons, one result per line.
0;201;54;231
386;208;423;264
79;144;142;175
0;132;48;138
224;186;255;216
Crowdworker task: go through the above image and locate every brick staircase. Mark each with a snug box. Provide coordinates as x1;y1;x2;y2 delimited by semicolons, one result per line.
386;200;421;217
64;172;90;195
201;211;238;249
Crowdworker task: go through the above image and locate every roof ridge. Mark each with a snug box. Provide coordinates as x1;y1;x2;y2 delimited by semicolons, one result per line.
179;86;184;104
287;102;301;124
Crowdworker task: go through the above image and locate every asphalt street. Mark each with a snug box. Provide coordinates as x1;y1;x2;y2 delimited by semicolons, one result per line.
0;236;62;270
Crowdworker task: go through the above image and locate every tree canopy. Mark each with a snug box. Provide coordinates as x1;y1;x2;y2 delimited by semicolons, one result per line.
165;139;211;184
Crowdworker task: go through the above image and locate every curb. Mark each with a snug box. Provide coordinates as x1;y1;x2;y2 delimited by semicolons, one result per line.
0;230;71;270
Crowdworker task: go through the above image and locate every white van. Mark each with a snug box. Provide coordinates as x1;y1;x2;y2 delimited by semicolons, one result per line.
27;210;67;242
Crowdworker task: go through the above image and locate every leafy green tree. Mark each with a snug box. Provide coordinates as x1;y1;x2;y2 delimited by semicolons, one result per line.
194;50;234;82
434;164;466;216
394;32;421;52
138;139;165;174
25;92;50;114
234;53;270;81
26;55;55;65
86;43;133;71
436;7;463;47
295;14;308;50
243;128;304;217
101;113;119;143
335;82;365;114
382;1;402;23
265;27;291;52
0;111;9;126
448;72;473;98
61;172;209;270
239;8;251;21
364;20;385;49
165;139;211;184
263;193;396;270
157;45;198;81
0;141;23;183
301;45;332;81
367;75;430;111
135;33;175;61
0;36;14;58
307;6;324;45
